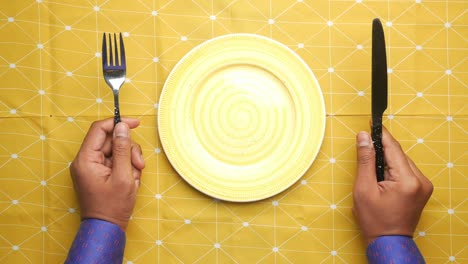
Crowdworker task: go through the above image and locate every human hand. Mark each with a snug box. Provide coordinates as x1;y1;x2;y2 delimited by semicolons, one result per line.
70;118;145;231
353;127;433;244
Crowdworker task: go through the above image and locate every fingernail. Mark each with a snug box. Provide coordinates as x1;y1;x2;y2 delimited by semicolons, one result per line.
357;131;371;147
114;123;129;138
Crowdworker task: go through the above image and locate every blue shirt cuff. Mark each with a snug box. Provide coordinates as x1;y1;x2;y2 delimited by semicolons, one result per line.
65;219;126;264
367;235;425;264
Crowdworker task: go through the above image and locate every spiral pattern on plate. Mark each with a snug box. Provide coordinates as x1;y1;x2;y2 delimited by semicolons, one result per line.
192;64;295;166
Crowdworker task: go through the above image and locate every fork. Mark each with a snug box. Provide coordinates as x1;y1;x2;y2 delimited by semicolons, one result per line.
102;32;126;125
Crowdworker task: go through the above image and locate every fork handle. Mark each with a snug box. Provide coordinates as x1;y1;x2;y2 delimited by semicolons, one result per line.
113;92;121;125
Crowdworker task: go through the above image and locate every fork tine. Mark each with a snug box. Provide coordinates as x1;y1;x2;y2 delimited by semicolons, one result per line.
113;33;119;66
102;32;107;67
108;34;114;66
119;32;126;67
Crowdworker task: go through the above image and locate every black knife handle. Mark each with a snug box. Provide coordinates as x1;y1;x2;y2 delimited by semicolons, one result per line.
372;121;385;182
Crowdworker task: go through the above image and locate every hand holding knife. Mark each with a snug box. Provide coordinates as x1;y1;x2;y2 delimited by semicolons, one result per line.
371;18;388;182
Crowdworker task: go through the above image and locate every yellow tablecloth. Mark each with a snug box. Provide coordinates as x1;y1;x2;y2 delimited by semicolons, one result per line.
1;1;466;263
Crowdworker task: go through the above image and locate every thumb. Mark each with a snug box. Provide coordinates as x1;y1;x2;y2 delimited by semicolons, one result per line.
355;131;377;189
112;122;132;180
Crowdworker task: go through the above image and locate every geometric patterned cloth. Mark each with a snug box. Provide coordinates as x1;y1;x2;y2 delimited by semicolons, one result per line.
0;1;466;263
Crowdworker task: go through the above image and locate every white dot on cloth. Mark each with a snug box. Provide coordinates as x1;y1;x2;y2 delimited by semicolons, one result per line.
41;180;47;186
125;78;131;83
301;180;307;185
38;89;45;95
331;250;337;256
68;208;76;213
416;92;423;97
272;201;279;206
445;69;452;75
268;19;274;24
12;200;19;205
156;240;162;245
243;222;249;227
155;194;162;199
387;114;394;120
447;162;454;168
10;109;17;114
358;91;365;96
214;243;221;248
66;71;73;76
40;135;46;140
155;148;161;154
416;45;422;50
386;21;393;27
153;57;159;63
272;247;279;252
419;231;425;236
387;68;393;74
41;226;47;232
181;36;187;41
357;44;363;50
8;17;14;22
298;43;304;48
37;44;44;49
328;67;334;73
445;22;451;28
67;117;74;122
123;32;129;37
154;103;159;108
329;158;336;164
95;52;101;57
327;21;333;26
417;138;424;144
65;25;71;30
93;6;100;11
184;219;191;224
448;209;454;214
152;11;158;16
449;256;455;261
12;245;19;251
446;116;453;121
210;15;216;20
96;98;102;103
10;63;16;68
11;154;18;159
330;204;337;210
301;226;308;231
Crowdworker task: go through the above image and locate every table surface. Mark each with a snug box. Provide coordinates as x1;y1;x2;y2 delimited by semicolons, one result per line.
1;1;467;263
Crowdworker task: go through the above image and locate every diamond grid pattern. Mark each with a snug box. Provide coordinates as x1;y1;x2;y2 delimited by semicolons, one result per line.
0;0;466;263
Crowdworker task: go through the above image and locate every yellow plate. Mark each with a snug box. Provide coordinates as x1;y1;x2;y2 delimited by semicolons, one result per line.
158;34;325;202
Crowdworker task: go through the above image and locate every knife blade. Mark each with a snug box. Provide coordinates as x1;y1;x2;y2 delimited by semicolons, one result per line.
371;18;388;182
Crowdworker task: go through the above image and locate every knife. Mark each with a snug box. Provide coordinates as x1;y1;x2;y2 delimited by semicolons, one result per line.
371;18;388;182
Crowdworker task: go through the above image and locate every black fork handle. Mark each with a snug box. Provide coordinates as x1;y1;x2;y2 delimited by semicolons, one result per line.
113;92;121;125
372;119;385;182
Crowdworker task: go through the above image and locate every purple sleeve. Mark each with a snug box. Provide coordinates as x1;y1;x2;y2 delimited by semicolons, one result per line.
367;236;425;264
65;219;126;264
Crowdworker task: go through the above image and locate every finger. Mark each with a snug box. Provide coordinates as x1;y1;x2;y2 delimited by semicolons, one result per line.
355;131;378;190
111;122;133;182
102;134;113;157
381;127;413;178
406;156;433;189
81;117;140;152
131;143;145;170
